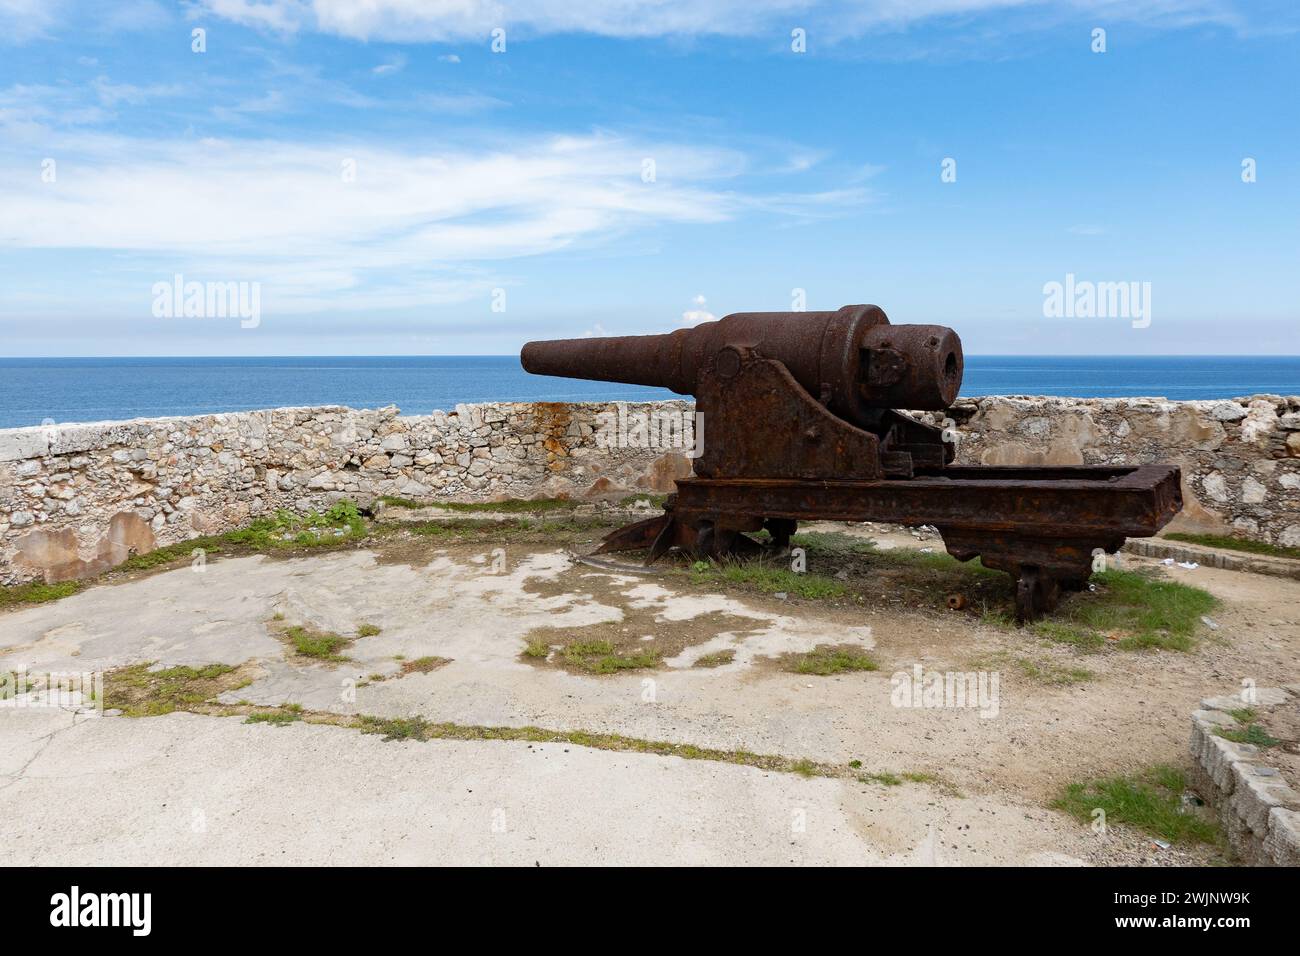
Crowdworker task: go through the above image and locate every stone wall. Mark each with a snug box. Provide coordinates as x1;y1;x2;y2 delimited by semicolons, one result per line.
0;402;693;585
2;393;1298;585
1189;687;1300;866
939;394;1300;547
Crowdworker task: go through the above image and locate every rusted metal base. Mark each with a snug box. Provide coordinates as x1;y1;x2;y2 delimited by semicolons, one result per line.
594;464;1182;624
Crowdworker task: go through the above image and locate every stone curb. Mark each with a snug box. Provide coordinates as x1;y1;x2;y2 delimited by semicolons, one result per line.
1124;538;1300;582
1189;687;1300;866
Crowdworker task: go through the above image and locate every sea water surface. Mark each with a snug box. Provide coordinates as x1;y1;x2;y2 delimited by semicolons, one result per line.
1;355;1297;430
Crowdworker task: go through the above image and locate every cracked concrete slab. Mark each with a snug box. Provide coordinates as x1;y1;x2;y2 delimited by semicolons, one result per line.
3;533;1298;865
0;709;1085;866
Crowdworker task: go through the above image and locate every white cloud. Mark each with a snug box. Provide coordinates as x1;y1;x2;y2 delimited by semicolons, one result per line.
211;89;288;120
0;83;112;128
193;0;1257;42
0;129;847;313
680;293;715;326
91;76;183;107
0;0;64;42
372;53;407;75
199;0;306;33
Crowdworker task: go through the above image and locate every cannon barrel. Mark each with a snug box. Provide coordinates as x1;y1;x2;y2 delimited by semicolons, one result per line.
520;304;962;422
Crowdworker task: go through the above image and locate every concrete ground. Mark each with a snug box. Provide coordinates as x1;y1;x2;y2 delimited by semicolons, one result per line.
3;521;1298;866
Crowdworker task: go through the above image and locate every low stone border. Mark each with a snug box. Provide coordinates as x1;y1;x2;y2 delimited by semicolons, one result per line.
1189;686;1300;865
1125;538;1300;581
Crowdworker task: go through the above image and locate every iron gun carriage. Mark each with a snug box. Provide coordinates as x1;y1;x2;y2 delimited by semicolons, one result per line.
521;305;1182;622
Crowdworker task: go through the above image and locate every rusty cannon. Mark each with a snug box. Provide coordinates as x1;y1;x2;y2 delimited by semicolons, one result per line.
520;305;1182;622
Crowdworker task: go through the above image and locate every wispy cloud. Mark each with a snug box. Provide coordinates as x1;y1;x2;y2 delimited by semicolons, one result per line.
372;53;407;75
0;0;64;43
91;76;184;107
211;89;288;121
192;0;1266;42
0;127;857;313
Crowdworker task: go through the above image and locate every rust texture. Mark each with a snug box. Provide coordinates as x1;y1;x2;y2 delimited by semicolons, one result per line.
530;401;573;472
521;304;1182;622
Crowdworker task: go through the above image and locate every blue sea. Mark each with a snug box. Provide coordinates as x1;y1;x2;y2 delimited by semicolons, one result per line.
1;355;1297;430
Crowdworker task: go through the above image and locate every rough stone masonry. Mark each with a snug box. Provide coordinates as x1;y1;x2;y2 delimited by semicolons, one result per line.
1;393;1298;585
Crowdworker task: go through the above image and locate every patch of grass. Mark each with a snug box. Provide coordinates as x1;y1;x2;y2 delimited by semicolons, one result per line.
118;536;231;572
114;501;371;576
693;557;846;600
734;534;1011;611
901;771;964;797
91;678;963;793
863;771;902;786
1216;723;1281;748
400;655;451;675
522;639;551;659
972;648;1091;684
93;504;365;580
406;515;616;541
1004;655;1093;686
561;639;661;674
355;623;382;637
1031;569;1217;652
357;715;432;741
407;519;473;537
284;625;352;662
1028;620;1106;650
244;710;300;726
692;649;735;668
103;662;244;717
1164;531;1300;562
1052;764;1219;844
0;579;84;610
353;714;859;782
227;500;367;551
379;495;423;509
437;497;578;514
1227;707;1258;723
782;644;877;676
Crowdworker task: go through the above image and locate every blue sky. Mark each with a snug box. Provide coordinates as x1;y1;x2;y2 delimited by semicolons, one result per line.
0;0;1297;356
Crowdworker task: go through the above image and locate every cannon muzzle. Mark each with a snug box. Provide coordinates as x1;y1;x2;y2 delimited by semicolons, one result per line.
521;304;962;422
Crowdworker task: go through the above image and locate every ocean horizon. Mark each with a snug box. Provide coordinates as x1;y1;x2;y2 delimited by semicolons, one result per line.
2;354;1298;431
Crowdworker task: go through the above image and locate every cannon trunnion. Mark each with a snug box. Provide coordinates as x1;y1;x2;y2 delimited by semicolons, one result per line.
521;304;1182;623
